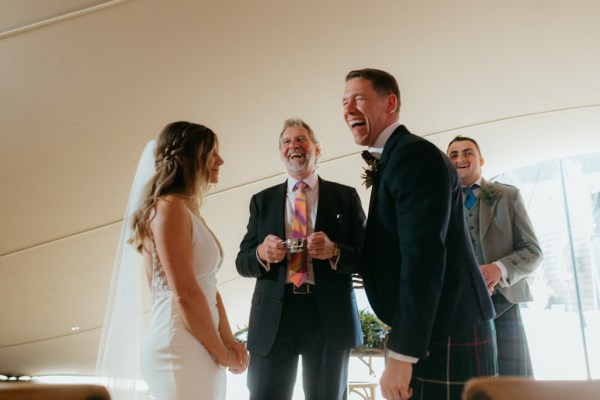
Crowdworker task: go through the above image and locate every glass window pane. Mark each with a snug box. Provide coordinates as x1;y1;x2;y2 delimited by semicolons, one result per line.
494;153;600;379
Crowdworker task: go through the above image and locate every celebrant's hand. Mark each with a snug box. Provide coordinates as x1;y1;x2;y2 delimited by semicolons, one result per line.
306;231;335;260
258;235;286;264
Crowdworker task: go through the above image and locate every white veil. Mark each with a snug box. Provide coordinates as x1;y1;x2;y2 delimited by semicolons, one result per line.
96;141;156;400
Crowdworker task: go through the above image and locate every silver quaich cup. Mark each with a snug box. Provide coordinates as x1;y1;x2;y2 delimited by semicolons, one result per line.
282;238;306;253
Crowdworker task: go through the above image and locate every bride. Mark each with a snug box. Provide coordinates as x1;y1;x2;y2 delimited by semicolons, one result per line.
97;121;248;400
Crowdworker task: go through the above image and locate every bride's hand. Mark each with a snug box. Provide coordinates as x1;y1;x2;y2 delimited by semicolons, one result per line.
227;342;249;374
227;355;244;374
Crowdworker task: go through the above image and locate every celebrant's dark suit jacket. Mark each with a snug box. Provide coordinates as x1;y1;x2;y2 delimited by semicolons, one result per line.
236;177;365;356
361;125;496;358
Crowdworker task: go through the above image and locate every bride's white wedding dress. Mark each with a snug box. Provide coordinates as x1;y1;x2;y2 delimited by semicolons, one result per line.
141;208;226;400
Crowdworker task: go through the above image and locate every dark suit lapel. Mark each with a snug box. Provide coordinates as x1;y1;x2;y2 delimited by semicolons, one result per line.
274;181;288;240
366;186;377;222
365;125;409;244
366;125;408;232
314;177;330;232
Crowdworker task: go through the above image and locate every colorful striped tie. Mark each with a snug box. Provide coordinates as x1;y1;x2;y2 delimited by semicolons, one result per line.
288;181;308;287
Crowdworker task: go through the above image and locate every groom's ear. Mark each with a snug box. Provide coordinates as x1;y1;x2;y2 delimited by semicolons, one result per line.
385;93;398;114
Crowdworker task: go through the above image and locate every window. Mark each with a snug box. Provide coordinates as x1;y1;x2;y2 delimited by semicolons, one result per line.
494;153;600;379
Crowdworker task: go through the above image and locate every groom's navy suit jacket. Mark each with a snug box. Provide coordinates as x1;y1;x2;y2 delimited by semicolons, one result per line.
236;177;365;356
361;125;495;358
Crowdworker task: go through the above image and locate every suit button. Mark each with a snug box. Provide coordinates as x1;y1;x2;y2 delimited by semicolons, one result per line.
277;297;283;303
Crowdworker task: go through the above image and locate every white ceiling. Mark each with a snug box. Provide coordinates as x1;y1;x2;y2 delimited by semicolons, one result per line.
1;0;600;377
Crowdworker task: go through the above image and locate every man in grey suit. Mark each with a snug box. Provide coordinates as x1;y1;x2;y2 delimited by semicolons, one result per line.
447;135;543;376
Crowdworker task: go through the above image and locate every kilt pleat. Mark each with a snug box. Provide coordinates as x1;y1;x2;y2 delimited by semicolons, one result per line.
492;294;534;377
410;319;498;400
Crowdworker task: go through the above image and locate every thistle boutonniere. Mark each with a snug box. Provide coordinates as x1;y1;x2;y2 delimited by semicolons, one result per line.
477;185;502;203
361;150;380;189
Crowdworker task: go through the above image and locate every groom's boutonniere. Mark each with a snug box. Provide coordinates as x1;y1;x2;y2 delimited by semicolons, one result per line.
361;150;380;189
477;185;502;203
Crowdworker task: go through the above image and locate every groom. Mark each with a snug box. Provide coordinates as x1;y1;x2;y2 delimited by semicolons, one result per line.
342;68;498;400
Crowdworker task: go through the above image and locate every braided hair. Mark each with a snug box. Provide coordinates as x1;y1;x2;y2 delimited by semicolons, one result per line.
129;121;218;252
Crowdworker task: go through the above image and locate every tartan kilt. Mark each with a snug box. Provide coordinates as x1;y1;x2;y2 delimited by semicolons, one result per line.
492;293;534;377
410;319;498;400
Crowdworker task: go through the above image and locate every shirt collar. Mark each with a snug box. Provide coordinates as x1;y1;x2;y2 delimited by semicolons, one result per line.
463;177;483;188
287;170;318;191
368;121;402;158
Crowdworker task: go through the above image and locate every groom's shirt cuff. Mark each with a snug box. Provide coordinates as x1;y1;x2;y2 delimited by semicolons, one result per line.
387;349;418;364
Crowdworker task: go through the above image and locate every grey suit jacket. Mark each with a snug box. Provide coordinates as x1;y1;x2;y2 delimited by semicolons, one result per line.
474;178;542;303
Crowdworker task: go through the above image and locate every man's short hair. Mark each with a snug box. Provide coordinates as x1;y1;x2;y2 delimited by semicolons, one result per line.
447;135;482;156
345;68;401;111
